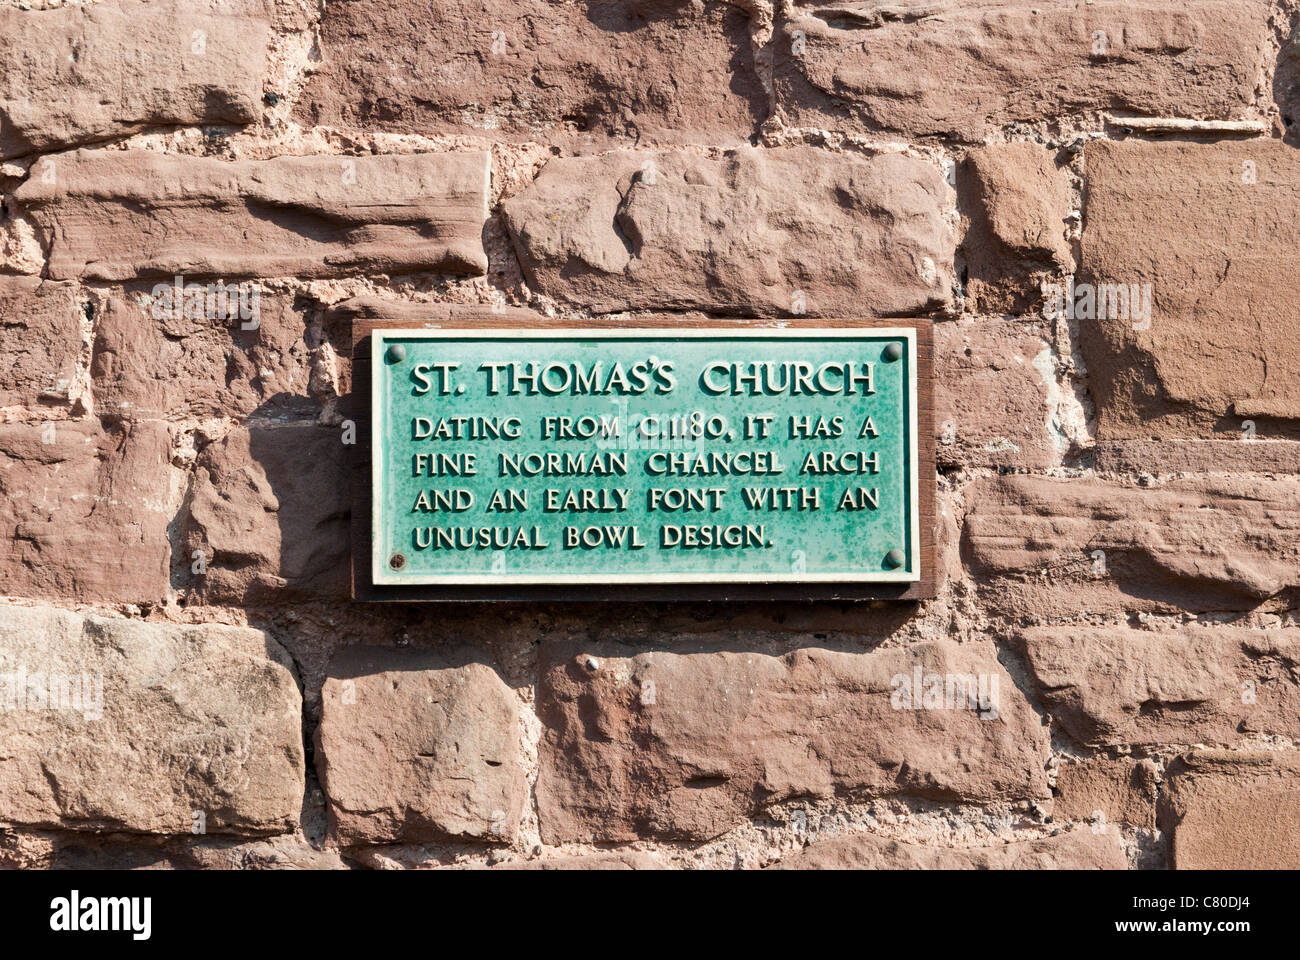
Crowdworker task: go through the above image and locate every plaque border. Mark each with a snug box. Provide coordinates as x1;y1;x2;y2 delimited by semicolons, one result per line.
349;314;936;603
370;328;920;587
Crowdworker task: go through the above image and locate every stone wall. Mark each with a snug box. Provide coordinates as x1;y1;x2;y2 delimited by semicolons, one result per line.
1;0;1298;870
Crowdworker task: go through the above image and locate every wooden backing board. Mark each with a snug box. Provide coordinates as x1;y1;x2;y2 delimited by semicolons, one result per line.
349;313;936;603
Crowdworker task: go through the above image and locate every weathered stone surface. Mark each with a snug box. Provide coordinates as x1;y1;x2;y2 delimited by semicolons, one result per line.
1018;625;1300;747
0;830;344;870
492;851;664;870
321;295;547;327
316;646;526;844
91;287;316;422
934;317;1057;469
1053;758;1158;829
0;277;81;409
775;1;1269;142
959;143;1071;313
1093;439;1300;476
503;147;953;316
0;0;269;160
1081;140;1300;439
0;202;42;275
14;150;490;281
180;424;350;603
963;474;1300;615
769;828;1127;869
0;605;303;835
1161;749;1300;869
297;0;765;143
934;488;964;593
169;835;345;870
0;418;171;604
537;641;1050;843
0;828;51;869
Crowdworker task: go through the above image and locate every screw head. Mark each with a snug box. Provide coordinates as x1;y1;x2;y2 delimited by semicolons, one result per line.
884;548;906;569
388;552;406;570
385;343;407;364
883;341;903;362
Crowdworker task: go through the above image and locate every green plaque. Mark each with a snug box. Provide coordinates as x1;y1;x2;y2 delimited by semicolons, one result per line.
371;329;919;586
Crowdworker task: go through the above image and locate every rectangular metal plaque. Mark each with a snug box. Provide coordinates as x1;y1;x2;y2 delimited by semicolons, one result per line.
370;329;919;586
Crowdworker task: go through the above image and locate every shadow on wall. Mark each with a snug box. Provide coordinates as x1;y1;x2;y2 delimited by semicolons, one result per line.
1277;16;1299;146
171;396;351;605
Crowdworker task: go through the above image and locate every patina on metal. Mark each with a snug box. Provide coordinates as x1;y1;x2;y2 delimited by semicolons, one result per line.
370;329;920;586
